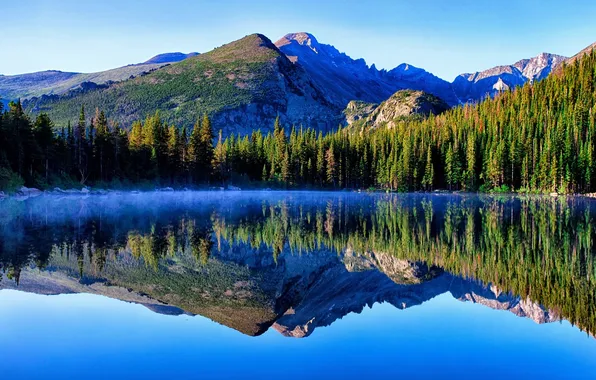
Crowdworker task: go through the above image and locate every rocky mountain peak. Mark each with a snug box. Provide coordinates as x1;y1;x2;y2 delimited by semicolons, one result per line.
391;63;419;73
513;52;567;81
277;32;320;52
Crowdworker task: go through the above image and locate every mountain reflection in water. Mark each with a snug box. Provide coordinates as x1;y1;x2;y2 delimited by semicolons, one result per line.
0;191;594;337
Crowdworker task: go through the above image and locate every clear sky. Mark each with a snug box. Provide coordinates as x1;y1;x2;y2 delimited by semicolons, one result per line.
2;0;596;81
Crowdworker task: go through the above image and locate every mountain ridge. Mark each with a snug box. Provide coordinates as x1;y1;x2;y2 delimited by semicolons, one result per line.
275;32;460;107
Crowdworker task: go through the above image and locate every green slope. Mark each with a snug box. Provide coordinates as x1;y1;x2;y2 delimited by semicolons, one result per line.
25;34;339;136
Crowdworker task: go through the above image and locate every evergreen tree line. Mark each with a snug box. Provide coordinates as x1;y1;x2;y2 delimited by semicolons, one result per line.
0;103;216;189
1;49;595;192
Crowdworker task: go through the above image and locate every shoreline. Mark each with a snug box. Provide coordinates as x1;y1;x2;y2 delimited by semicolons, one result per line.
2;185;596;201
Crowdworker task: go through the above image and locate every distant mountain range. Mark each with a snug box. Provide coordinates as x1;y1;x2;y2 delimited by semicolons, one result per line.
0;52;198;100
452;53;567;102
0;32;584;134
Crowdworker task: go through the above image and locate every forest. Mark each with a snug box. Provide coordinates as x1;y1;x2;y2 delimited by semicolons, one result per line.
0;49;595;193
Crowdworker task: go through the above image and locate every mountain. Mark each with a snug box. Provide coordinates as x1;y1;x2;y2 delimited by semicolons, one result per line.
452;52;567;103
12;32;586;136
1;248;559;339
345;89;449;129
24;34;340;136
0;52;197;100
275;32;460;107
143;52;199;64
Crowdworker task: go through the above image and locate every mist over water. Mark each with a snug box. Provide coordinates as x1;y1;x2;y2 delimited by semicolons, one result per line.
1;191;596;378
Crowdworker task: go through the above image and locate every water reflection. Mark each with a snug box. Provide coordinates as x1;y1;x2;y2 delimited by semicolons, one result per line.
0;191;595;337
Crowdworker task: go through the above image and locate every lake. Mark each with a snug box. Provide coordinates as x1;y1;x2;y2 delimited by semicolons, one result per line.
1;191;596;379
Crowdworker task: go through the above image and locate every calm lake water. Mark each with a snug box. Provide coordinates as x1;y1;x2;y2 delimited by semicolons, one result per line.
1;191;596;379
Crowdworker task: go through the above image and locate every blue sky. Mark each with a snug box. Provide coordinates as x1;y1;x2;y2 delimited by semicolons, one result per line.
2;0;596;80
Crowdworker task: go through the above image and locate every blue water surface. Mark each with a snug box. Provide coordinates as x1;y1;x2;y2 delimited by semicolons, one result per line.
1;289;595;379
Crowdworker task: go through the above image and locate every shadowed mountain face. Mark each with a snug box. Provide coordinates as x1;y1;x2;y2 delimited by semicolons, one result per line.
275;32;460;107
0;192;591;338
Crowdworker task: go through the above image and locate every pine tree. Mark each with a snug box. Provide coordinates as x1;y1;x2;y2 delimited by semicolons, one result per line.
326;145;336;187
33;114;54;182
422;147;434;190
281;147;291;185
188;118;202;183
167;125;182;182
94;110;110;182
75;105;88;184
199;113;214;182
212;130;226;185
316;138;325;186
464;132;476;190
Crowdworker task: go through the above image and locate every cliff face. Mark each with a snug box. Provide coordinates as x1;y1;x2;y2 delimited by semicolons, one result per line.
367;90;449;128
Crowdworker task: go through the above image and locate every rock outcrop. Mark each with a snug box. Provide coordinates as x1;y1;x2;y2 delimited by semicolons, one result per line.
343;100;377;125
344;90;449;129
367;90;449;128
